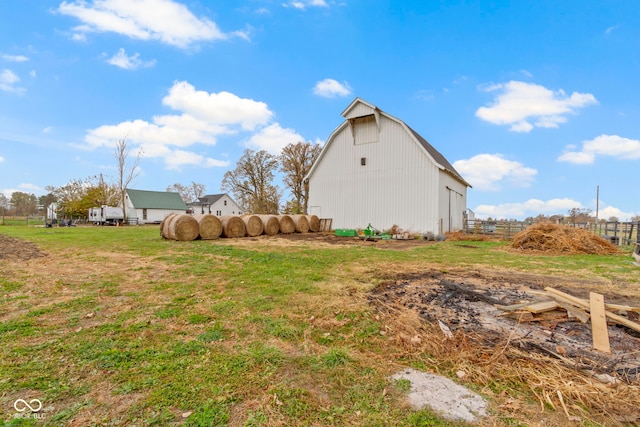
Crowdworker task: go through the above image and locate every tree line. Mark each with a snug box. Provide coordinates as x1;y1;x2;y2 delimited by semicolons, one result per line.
1;140;321;219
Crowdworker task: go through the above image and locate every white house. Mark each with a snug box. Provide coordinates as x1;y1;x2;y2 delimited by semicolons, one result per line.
306;98;471;234
124;189;188;224
187;194;243;216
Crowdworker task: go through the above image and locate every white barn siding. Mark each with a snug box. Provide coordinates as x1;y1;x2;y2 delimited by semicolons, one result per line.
438;172;468;233
127;208;183;224
308;98;470;234
309;116;443;233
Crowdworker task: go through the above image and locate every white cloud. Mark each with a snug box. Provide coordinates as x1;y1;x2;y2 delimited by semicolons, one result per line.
0;155;4;163
597;205;636;222
19;183;41;192
558;134;640;164
452;153;537;191
106;48;156;70
82;81;300;169
474;198;584;220
284;0;328;10
475;81;597;132
2;54;29;62
42;126;54;134
162;81;272;130
0;69;24;93
313;78;352;98
245;123;304;154
605;24;621;35
57;0;248;48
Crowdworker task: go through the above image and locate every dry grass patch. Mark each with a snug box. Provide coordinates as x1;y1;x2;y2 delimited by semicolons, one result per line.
374;304;640;426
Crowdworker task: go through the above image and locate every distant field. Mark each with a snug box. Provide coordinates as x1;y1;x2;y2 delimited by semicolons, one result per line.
1;225;639;426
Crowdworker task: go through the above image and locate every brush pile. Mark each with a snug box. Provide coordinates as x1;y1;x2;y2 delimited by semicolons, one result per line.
509;222;619;255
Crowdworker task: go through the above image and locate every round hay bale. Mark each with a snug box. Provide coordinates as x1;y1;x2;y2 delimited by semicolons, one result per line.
306;214;320;232
166;214;199;241
220;215;246;238
291;214;310;233
277;215;295;234
509;222;619;255
160;213;177;239
257;215;280;236
242;214;264;237
193;214;222;240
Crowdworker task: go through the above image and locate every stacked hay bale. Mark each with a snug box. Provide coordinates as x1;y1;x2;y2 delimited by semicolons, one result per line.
161;213;324;241
221;216;247;238
193;214;222;240
161;214;200;241
277;215;296;234
242;215;264;237
257;215;280;236
306;214;320;232
291;214;310;233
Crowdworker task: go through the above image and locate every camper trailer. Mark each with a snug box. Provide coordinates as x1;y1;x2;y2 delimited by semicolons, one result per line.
88;206;124;225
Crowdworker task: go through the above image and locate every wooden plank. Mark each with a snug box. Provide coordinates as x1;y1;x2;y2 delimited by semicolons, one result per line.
542;288;640;313
556;302;590;323
524;300;558;314
590;292;611;353
545;287;640;333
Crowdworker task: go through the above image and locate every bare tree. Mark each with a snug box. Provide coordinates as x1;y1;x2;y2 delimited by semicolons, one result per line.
167;182;206;203
221;149;281;214
114;138;141;222
189;181;206;201
280;141;322;214
567;207;593;225
167;183;190;202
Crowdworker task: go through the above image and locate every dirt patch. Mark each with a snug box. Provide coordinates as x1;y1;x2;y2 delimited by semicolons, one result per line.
369;268;640;380
0;234;46;261
215;231;439;251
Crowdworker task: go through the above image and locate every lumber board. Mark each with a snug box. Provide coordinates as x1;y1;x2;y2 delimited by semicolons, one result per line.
541;288;640;313
524;300;558;314
590;292;611;353
495;299;548;311
544;287;640;333
556;302;590;323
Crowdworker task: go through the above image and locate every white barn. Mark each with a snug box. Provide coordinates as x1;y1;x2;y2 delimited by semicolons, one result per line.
306;98;471;234
124;189;188;224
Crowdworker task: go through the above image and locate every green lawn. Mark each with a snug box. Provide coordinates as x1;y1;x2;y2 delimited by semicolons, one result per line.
1;225;639;426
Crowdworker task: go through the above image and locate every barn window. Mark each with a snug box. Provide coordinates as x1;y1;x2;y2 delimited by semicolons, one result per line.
361;157;366;166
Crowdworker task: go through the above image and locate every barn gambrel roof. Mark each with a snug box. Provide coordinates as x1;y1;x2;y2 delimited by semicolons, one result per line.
307;97;471;188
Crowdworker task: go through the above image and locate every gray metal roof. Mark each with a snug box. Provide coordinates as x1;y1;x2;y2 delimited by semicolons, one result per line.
197;194;225;204
406;125;471;187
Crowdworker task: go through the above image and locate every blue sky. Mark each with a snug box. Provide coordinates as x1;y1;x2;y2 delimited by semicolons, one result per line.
1;0;639;220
